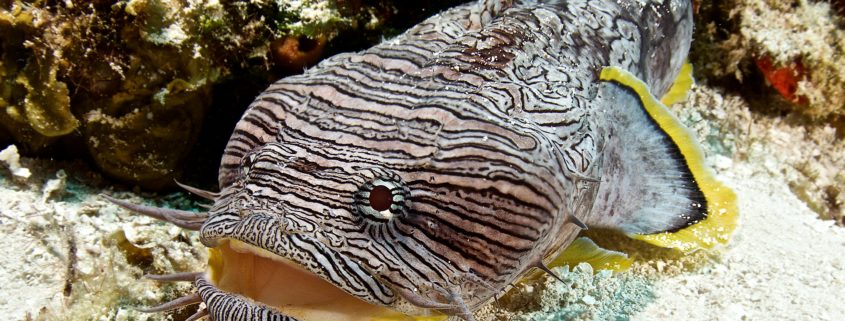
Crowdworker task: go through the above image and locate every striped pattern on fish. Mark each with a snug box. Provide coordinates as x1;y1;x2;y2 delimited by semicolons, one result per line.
105;0;736;320
197;278;293;321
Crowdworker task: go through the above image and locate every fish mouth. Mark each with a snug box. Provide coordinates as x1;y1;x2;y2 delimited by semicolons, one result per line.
100;193;431;319
207;238;404;321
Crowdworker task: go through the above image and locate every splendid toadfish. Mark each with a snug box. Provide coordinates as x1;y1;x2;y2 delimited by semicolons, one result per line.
105;0;737;320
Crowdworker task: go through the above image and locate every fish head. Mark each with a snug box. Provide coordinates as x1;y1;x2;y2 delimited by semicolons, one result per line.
201;97;566;318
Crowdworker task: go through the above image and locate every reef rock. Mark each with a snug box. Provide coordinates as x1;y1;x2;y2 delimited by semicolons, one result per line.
1;0;465;188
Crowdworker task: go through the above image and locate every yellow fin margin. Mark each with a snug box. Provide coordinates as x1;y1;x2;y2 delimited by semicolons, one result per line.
600;66;738;253
660;62;695;106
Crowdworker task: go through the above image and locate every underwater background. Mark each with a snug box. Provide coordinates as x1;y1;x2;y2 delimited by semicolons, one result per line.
1;0;844;320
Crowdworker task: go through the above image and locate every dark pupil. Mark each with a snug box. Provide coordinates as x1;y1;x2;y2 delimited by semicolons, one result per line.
369;185;393;211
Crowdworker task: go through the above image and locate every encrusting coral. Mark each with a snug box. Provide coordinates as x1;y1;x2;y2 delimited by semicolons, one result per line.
1;0;455;188
693;0;845;119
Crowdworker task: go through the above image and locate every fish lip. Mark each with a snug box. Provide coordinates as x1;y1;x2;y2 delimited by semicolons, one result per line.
194;274;294;320
200;212;399;310
275;232;448;318
290;234;464;317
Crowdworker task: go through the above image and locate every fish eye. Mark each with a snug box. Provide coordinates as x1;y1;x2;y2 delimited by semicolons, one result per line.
354;176;409;222
369;185;393;211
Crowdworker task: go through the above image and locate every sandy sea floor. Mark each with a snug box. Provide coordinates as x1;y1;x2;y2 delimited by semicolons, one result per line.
1;81;844;321
633;162;845;321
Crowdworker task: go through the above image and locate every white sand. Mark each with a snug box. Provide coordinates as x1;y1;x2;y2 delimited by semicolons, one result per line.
632;162;845;321
0;179;67;320
0;155;204;321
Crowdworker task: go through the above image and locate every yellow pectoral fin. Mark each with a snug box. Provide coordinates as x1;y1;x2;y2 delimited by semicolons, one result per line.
660;61;695;106
600;66;738;253
548;237;633;273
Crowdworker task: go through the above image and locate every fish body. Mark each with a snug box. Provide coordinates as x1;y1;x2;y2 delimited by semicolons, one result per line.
108;0;737;320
